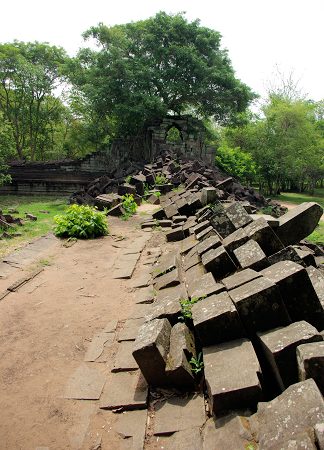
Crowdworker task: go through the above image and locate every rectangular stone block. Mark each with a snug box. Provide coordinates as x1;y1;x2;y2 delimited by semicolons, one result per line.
180;235;198;254
229;277;291;335
164;203;179;219
173;215;187;224
297;341;324;395
202;245;236;280
153;267;180;291
221;268;262;291
210;203;236;238
250;213;280;228
146;284;187;325
268;245;305;266
183;251;200;272
132;318;171;386
201;187;218;206
261;261;324;330
192;220;210;236
152;208;166;220
187;272;225;299
276;202;323;246
225;202;253;228
192;292;246;346
234;239;269;271
166;227;185;242
244;217;284;256
184;263;207;284
222;228;249;256
306;266;324;309
196;235;222;256
195;226;217;241
253;379;324;450
165;323;196;389
203;339;262;416
257;321;322;390
152;251;179;279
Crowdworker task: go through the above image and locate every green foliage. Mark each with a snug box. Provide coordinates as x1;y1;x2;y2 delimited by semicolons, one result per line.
0;41;68;161
215;144;256;183
70;12;255;137
0;112;14;185
54;204;108;238
155;191;161;198
125;175;132;183
155;173;168;185
121;194;137;220
180;296;206;319
166;127;182;143
190;352;204;374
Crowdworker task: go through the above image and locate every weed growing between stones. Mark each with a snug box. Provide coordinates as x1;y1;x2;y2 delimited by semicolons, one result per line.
179;296;206;320
121;194;138;220
189;352;204;374
155;173;168;185
54;204;109;238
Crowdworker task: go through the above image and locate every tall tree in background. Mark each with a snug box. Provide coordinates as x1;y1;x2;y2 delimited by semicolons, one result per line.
69;12;255;138
0;41;67;160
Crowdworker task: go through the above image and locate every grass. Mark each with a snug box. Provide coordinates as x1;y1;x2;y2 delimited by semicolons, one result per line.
270;188;324;246
0;195;68;257
270;188;324;209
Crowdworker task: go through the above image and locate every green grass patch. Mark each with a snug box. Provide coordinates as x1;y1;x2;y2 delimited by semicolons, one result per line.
0;195;68;257
270;188;324;210
306;222;324;246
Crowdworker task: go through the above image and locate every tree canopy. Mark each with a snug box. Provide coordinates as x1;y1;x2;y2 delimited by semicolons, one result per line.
69;12;255;137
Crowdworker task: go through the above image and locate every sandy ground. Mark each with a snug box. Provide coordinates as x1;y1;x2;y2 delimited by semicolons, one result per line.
0;205;159;450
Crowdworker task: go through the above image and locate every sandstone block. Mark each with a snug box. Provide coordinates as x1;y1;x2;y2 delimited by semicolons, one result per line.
222;268;262;291
244;217;284;256
234;239;269;271
225;202;253;228
196;235;222;256
297;341;324;395
187;272;225;299
153;267;180;291
257;321;322;390
202;245;236;280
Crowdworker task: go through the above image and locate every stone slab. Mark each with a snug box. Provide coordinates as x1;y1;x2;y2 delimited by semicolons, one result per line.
64;364;106;400
152;251;179;279
202;245;236;280
154;394;206;435
84;332;115;362
153;267;180;291
118;318;145;342
225;201;253;228
114;409;147;449
196;235;222;257
100;371;148;410
112;341;139;372
244;217;284;256
152;427;202;450
234;239;269;271
135;287;155;304
202;416;255;450
180;235;198;254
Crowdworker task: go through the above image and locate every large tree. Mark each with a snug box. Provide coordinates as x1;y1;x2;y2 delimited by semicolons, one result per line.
0;41;67;160
69;12;255;137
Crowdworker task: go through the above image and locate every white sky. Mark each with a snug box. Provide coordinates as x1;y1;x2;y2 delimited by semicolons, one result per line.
1;0;323;101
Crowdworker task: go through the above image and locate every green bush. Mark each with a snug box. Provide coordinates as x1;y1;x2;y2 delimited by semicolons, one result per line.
215;144;256;184
155;173;168;185
121;194;138;220
54;204;108;238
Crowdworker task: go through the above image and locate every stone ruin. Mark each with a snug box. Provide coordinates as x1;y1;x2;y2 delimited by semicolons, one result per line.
88;149;324;448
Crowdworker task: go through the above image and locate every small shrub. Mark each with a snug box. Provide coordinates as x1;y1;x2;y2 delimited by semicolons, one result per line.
155;173;167;185
155;191;161;197
125;175;132;183
190;352;204;374
179;295;206;319
54;204;108;239
121;194;137;220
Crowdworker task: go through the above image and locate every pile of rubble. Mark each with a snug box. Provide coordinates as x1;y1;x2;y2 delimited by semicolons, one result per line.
0;209;37;239
130;193;324;447
70;151;267;211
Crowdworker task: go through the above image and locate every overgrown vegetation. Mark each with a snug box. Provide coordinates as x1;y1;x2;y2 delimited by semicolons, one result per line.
189;352;204;374
179;296;206;320
121;194;138;220
54;204;108;238
155;173;168;185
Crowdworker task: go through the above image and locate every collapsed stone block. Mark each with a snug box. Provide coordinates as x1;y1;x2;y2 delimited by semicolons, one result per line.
166;227;185;242
261;261;324;330
268;245;305;266
118;183;137;196
257;321;322;391
147;194;160;205
294;246;316;267
222;228;249;255
196;235;222;257
173;215;187;224
180;235;198;254
187;272;225;299
250;213;280;228
210;203;236;238
165;323;196;389
183;251;200;272
306;266;324;309
192;292;246;346
297;341;324;395
152;252;179;279
152;209;166;220
202;245;236;280
203;339;262;416
233;239;269;271
275;202;323;246
244;217;284;256
133;318;171;386
95;193;122;210
164;203;179;219
229;277;291;335
225;202;253;228
195;226;217;241
252;379;324;450
153;267;180;291
201;187;218;206
192;220;210;236
221;268;262;291
184;263;206;283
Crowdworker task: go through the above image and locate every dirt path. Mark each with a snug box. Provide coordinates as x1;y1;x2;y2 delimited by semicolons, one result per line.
279;201;324;222
0;206;159;450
